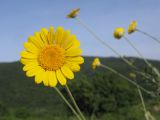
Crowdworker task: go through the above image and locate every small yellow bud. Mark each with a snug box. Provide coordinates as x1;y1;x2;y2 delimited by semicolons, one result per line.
92;58;101;70
114;28;125;39
67;8;80;18
128;21;137;34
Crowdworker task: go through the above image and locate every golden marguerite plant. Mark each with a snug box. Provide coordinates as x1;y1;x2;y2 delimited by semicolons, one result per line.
20;26;84;87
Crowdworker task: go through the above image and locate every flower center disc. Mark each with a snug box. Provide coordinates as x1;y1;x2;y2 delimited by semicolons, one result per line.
38;45;65;71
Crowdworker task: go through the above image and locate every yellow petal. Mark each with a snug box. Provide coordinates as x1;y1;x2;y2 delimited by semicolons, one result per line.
26;71;35;77
65;63;80;72
71;65;80;72
48;71;57;87
67;39;80;50
20;58;37;65
55;27;64;45
72;40;80;49
23;62;39;71
61;66;74;80
65;48;82;57
63;35;75;49
28;36;44;48
35;68;44;84
26;66;40;77
34;32;45;46
56;69;66;85
24;42;39;54
61;30;70;47
40;28;48;44
66;56;84;64
20;51;37;59
48;26;55;44
42;71;49;86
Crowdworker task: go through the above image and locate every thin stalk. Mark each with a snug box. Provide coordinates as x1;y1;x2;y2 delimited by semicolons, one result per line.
134;77;148;120
136;29;160;44
99;64;156;97
90;107;96;120
75;17;135;69
137;87;147;113
65;85;86;120
137;87;152;120
124;36;151;67
54;87;82;120
134;70;153;80
124;36;160;78
75;17;152;80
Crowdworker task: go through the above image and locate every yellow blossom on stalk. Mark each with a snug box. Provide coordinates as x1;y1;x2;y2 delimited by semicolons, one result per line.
128;21;137;34
92;58;101;69
114;28;125;39
67;8;80;18
20;26;84;87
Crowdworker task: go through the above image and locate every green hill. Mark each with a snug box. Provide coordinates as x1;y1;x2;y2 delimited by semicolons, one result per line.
0;57;160;120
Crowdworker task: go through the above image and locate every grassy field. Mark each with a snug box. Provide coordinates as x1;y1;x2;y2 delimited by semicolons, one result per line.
0;57;160;120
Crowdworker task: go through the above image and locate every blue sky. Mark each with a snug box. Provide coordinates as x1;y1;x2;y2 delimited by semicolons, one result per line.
0;0;160;62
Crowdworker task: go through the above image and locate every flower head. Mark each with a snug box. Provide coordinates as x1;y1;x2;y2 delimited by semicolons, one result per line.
67;8;80;18
128;21;137;34
20;26;84;87
92;58;101;69
114;28;125;39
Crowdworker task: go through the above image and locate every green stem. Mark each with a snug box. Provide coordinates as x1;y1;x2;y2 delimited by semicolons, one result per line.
137;87;149;120
137;87;147;113
54;87;82;120
75;17;135;68
124;36;160;78
65;85;86;120
90;107;96;120
124;36;151;67
100;64;156;97
137;29;160;44
75;17;151;80
134;78;149;120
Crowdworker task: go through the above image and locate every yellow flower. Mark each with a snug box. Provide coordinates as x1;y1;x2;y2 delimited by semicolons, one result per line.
67;8;80;18
128;21;137;34
114;28;125;39
92;58;101;69
20;26;84;87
